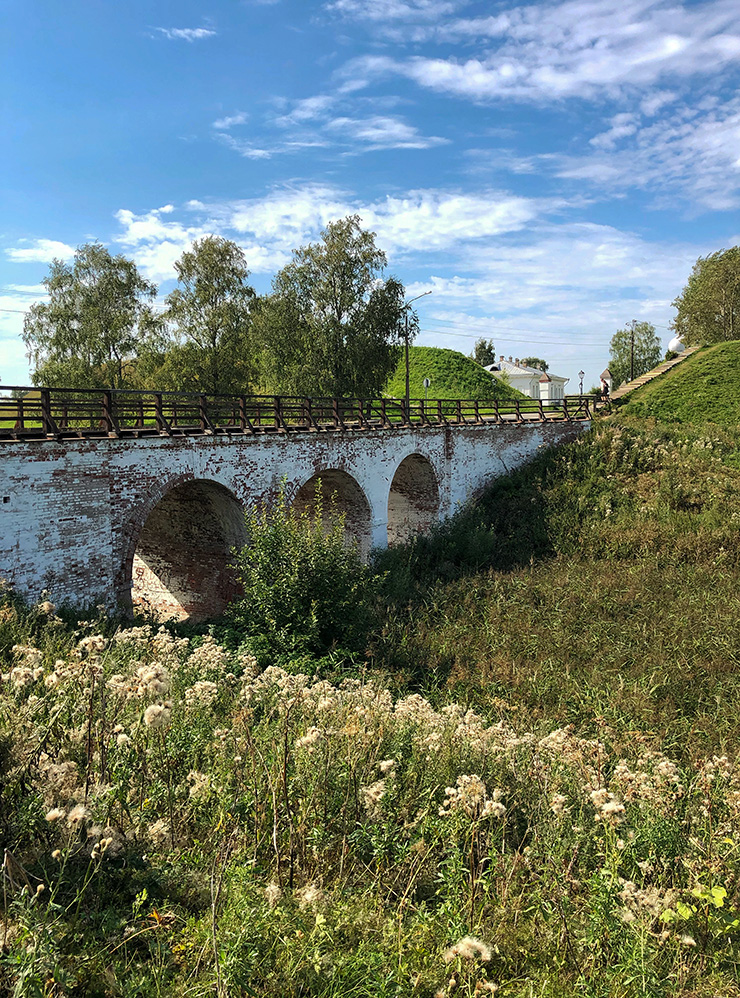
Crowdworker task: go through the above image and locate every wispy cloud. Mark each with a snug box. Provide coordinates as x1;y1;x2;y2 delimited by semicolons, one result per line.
221;90;447;157
213;111;249;130
338;0;740;100
153;27;217;42
6;239;76;264
326;0;461;21
325;115;448;150
273;95;337;127
559;94;740;210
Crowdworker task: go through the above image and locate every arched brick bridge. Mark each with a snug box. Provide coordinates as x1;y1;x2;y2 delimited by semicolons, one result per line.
0;388;596;619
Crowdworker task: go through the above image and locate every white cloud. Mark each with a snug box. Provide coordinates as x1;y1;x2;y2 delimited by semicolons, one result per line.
220;92;448;155
589;113;639;150
363;190;544;252
274;95;336;126
560;95;740;209
326;0;460;21
6;239;76;264
339;0;740;100
213;111;249;130
111;185;555;288
113;207;209;281
640;89;678;116
153;27;217;42
325;115;448;149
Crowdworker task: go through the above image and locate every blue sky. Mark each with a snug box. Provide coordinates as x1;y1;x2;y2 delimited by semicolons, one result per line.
2;0;739;390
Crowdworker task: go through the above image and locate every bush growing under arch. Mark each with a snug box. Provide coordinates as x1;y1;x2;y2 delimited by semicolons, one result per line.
228;481;381;655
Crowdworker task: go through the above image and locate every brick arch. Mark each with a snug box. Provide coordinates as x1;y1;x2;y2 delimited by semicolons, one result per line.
387;453;440;545
122;476;246;622
291;469;373;560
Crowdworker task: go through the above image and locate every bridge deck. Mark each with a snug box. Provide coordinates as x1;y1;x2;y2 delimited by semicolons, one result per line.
0;387;605;443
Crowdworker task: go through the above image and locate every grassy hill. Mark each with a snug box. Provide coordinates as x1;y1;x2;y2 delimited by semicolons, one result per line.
621;341;740;425
384;345;524;400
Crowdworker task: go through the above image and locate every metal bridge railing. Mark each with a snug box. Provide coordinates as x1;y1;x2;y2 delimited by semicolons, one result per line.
0;386;609;442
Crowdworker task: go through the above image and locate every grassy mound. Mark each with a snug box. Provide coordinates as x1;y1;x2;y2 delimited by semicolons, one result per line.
384;345;524;401
621;341;740;425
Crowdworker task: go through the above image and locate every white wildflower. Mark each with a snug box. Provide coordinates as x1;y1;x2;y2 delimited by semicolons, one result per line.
443;936;492;963
184;680;219;710
295;726;322;751
66;805;88;826
143;703;172;729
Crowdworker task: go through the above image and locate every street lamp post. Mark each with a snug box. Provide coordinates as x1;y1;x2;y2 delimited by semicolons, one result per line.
578;370;585;397
404;291;432;411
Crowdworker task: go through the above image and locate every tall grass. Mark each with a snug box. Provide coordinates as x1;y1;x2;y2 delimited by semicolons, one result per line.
2;411;740;995
1;602;739;996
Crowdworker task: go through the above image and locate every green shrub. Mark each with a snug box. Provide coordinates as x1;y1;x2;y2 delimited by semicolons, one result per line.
228;482;380;655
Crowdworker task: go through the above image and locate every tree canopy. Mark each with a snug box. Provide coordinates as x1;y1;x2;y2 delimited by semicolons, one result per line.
672;247;740;345
255;215;407;397
21;221;411;399
471;338;496;366
521;356;549;372
609;321;662;388
22;243;159;389
164;236;256;394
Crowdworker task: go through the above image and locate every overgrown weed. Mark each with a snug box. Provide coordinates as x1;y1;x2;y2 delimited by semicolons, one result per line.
3;411;740;994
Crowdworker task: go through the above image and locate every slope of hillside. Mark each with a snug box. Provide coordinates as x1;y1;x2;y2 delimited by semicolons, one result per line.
621;341;740;425
384;345;524;400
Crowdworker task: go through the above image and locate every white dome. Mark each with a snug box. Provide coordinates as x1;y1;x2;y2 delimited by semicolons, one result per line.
668;335;685;353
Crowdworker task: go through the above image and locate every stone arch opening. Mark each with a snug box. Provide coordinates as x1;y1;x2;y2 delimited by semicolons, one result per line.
292;470;372;559
387;454;439;545
131;479;246;622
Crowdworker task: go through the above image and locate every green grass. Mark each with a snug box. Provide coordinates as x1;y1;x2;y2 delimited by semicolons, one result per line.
621;341;740;425
374;413;740;754
384;345;525;401
4;345;740;997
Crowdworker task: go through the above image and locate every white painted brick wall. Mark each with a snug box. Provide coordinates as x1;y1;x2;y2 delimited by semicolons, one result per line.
0;420;588;613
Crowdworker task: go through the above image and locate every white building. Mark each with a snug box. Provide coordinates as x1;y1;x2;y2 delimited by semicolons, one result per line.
484;356;569;401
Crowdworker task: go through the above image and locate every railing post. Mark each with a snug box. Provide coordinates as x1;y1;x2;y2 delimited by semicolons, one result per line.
515;400;523;424
102;390;119;436
474;400;482;423
456;399;462;424
40;388;59;437
562;397;571;421
154;393;172;434
14;395;24;432
199;394;217;433
493;399;500;423
274;396;285;431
